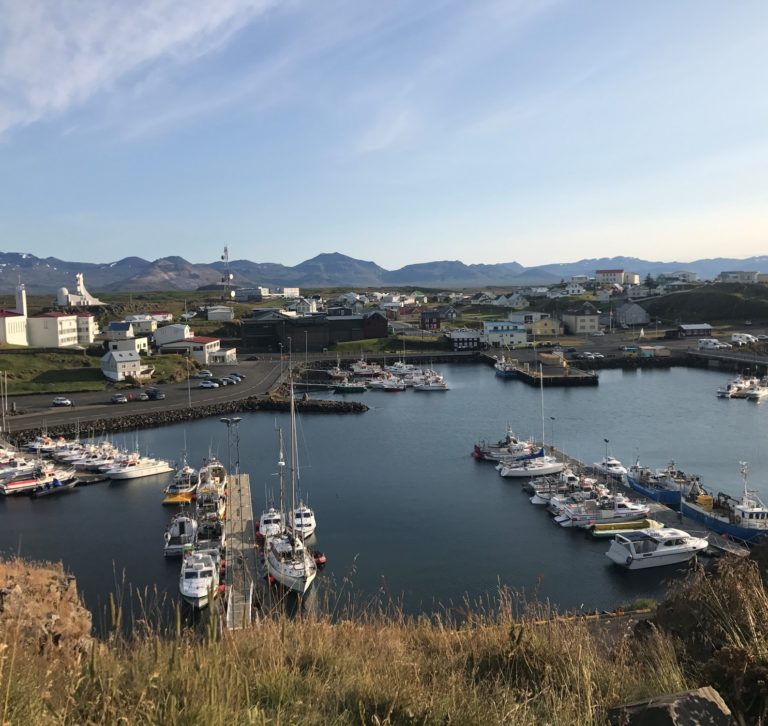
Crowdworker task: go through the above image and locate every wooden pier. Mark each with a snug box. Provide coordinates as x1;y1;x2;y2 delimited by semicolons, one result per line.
224;473;259;629
486;355;599;386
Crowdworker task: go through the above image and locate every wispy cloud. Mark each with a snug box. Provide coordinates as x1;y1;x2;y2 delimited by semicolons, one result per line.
0;0;276;136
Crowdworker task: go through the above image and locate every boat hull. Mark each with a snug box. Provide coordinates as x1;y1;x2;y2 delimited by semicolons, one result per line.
626;475;682;507
606;547;704;570
681;501;768;543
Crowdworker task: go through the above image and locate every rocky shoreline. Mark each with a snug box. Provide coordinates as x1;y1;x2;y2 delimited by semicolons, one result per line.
8;394;368;445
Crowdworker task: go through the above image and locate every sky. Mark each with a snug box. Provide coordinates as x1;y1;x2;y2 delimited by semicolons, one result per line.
1;0;768;269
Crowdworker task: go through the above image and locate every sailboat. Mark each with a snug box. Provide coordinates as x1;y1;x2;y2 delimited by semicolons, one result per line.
265;379;318;594
498;364;563;478
258;429;286;542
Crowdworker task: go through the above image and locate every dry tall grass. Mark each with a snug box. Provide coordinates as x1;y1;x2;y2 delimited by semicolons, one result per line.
2;581;692;726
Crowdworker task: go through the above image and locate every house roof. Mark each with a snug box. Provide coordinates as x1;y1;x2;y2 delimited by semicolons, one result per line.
185;336;219;343
0;310;22;317
101;350;140;363
34;311;73;318
108;322;132;331
679;323;712;331
76;313;94;318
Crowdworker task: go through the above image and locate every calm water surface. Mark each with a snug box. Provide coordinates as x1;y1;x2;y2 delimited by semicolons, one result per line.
2;364;766;626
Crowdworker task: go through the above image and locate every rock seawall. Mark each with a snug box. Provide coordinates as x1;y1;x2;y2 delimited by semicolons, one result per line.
9;395;367;444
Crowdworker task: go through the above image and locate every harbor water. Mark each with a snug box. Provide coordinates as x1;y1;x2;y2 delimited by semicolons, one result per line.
1;364;767;627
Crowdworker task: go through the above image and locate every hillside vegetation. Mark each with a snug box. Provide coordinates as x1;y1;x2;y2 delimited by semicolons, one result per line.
643;283;768;324
3;554;768;724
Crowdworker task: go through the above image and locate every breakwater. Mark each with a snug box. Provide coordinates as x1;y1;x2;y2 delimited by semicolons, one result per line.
8;395;367;445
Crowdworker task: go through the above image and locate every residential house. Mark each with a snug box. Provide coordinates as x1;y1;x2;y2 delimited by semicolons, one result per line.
624;272;641;285
615;303;651;327
564;282;586;296
150;311;174;323
285;297;317;315
437;306;458;321
160;336;236;365
482;321;527;347
105;321;134;341
626;285;653;300
27;312;79;348
109;337;149;354
495;293;529;309
570;275;590;284
100;350;154;382
123;315;157;335
560;302;600;335
153;324;192;347
668;323;713;338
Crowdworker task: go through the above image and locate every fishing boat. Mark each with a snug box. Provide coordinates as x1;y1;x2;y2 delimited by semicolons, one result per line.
625;460;698;507
493;355;516;378
589;518;665;538
716;375;759;398
266;379;318;594
472;427;541;462
413;375;449;391
681;463;768;544
350;357;382;377
164;514;198;556
179;549;220;608
198;457;228;494
31;470;79;498
554;494;651;528
0;464;56;496
327;355;348;380
606;528;708;569
746;377;768;401
163;455;199;504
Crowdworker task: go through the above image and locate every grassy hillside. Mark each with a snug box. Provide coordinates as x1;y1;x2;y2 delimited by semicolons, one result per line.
643;283;768;324
5;554;768;724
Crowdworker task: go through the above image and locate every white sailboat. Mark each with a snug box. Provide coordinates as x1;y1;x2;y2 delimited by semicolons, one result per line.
266;380;318;594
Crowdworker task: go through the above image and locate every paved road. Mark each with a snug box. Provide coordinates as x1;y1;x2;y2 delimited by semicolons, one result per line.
4;359;284;432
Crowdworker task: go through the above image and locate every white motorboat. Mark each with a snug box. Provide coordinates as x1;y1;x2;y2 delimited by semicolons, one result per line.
265;379;318;594
746;377;768;401
179;550;220;608
593;456;628;478
554;494;651;528
288;502;316;538
351;358;382;377
498;456;564;478
164;514;198;557
716;375;759;398
0;466;56;496
413;376;449;391
198;457;228;494
606;528;708;569
106;456;174;480
163;455;199;504
259;429;286;542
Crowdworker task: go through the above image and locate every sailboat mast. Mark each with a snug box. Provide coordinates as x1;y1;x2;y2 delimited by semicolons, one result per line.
277;428;285;519
289;379;300;552
539;364;545;450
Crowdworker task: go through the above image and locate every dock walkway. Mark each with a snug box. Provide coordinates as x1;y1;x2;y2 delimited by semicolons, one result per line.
224;473;259;629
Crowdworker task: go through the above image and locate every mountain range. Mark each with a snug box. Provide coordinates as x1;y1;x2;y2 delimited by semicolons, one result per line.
1;251;767;294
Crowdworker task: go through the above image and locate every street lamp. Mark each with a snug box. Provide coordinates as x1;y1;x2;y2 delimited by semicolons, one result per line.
549;416;556;453
220;417;242;474
304;330;308;366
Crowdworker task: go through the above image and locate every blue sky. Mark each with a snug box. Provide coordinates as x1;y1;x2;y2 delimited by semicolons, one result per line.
1;0;767;269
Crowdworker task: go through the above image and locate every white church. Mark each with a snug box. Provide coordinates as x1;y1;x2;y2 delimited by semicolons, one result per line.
0;279;99;348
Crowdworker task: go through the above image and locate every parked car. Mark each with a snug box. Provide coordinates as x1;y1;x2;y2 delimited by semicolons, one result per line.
51;396;73;407
592;352;605;359
227;372;245;381
145;388;166;400
198;380;220;389
111;393;128;404
210;378;229;386
134;392;150;401
195;370;213;379
222;376;240;384
592;331;605;336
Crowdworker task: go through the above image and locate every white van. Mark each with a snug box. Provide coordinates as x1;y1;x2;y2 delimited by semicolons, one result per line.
731;333;757;346
698;338;723;350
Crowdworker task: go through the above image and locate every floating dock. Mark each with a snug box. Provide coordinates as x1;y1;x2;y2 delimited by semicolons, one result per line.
224;473;259;629
486;355;599;386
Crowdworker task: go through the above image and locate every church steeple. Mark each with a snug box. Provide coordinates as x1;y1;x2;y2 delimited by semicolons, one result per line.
15;277;27;317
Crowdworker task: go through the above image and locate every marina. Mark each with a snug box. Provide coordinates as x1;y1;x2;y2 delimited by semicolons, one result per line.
1;364;767;629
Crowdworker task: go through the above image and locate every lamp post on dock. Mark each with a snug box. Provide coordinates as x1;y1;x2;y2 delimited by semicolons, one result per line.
550;416;556;455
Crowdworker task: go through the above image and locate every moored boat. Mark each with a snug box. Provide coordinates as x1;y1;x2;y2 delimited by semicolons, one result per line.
164;514;198;556
589;518;665;538
498;456;564;478
606;528;708;569
179;549;220;608
625;460;699;507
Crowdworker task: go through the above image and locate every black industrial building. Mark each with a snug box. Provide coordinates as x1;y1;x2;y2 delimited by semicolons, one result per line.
241;310;388;352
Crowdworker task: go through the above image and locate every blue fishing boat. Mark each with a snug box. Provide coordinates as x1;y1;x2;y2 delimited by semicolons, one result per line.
681;463;768;544
625;460;697;508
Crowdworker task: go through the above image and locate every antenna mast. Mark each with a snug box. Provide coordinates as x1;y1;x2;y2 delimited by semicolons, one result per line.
221;245;234;305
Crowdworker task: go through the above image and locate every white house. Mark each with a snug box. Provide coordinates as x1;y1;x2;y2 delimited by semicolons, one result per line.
285;297;317;315
206;305;235;321
100;350;154;382
160;336;236;365
564;282;586;296
153;324;192;347
494;293;529;309
123;315;158;335
482;321;527;347
616;303;651;327
109;337;149;354
596;269;626;285
105;322;134;341
626;285;655;300
718;271;760;283
27;312;79;348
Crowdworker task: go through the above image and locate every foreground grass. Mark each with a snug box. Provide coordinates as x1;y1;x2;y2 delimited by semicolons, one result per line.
5;556;768;724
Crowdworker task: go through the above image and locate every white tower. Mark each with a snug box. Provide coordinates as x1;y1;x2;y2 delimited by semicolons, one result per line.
15;279;27;317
